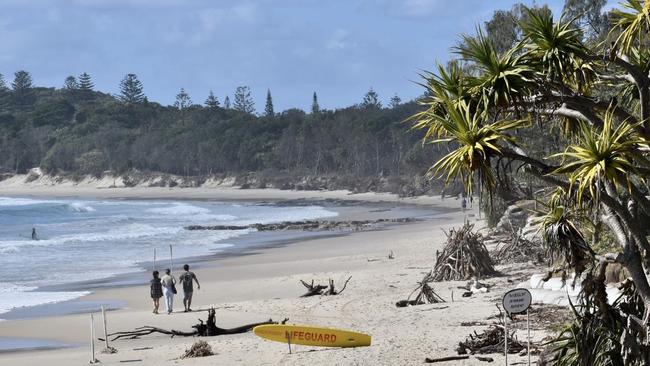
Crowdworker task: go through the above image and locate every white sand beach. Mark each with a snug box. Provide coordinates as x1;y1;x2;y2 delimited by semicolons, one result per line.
0;185;545;365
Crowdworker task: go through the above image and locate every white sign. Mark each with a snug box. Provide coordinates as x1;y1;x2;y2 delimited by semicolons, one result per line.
502;288;532;315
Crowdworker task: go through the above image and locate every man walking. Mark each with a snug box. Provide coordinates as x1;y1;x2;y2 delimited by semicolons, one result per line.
179;264;200;312
160;269;176;314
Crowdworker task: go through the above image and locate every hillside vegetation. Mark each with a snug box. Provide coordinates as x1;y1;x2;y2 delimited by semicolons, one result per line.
0;80;449;195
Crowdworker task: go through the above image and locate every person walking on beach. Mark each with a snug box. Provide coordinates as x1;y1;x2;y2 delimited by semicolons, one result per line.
160;268;176;314
150;271;163;314
179;264;200;312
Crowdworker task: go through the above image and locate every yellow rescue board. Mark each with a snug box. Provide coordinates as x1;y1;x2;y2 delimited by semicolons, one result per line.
253;324;371;348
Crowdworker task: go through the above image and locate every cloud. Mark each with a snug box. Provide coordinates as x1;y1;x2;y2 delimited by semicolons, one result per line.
68;0;187;8
197;8;225;33
231;2;259;23
326;29;356;50
401;0;441;17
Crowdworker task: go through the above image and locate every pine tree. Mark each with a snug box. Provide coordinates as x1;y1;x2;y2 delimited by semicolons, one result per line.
174;88;192;110
205;90;220;108
0;74;8;110
388;93;401;109
78;72;94;91
264;89;274;117
233;86;255;113
12;70;35;107
311;92;320;113
223;96;231;109
0;73;8;92
119;73;145;103
77;72;94;99
63;76;78;90
361;87;381;109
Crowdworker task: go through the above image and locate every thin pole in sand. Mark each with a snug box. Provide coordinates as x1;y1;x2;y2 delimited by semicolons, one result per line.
89;313;98;364
504;312;508;366
153;248;157;271
527;309;531;366
169;244;173;272
101;305;109;351
285;331;292;354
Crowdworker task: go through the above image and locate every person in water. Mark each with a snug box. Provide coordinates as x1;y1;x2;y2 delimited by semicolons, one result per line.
178;264;200;312
150;270;163;314
160;268;176;314
31;228;38;240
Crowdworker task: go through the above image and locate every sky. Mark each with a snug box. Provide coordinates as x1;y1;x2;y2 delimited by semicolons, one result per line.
0;0;570;112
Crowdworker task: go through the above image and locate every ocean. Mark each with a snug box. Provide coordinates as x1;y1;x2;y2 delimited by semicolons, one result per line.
0;196;337;318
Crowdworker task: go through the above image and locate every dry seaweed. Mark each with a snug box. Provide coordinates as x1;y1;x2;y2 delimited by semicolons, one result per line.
457;325;525;355
181;340;214;359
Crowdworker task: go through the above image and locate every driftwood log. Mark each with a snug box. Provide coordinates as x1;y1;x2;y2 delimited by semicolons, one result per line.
300;277;351;297
425;355;470;363
102;308;287;341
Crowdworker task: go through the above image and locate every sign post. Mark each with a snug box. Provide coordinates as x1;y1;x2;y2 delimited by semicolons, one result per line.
502;288;532;366
169;244;173;272
89;313;98;364
527;308;531;366
101;305;109;351
504;311;508;366
285;331;292;354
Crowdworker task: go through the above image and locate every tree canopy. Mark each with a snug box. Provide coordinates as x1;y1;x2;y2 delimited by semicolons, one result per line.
174;88;192;110
233;86;255;114
410;2;650;363
362;88;381;109
119;73;146;104
12;70;35;107
205;91;219;108
264;89;274;117
0;73;438;196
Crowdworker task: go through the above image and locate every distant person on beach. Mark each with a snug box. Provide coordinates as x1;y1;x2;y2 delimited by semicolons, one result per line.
179;264;200;312
31;228;38;240
160;268;176;314
461;196;467;212
150;271;163;314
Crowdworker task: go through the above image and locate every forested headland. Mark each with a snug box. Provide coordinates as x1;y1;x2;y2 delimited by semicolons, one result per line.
0;72;446;195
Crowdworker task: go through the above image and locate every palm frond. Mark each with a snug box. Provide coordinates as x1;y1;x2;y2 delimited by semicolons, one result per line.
520;7;594;90
610;0;650;53
414;97;528;195
454;28;534;108
550;109;643;204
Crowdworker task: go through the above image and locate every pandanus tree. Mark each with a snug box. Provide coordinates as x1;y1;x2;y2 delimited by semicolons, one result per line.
411;2;650;364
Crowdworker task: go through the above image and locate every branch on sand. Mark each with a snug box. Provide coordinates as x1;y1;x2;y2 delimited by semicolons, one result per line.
433;222;496;281
457;325;525;355
299;276;352;297
101;308;288;341
396;271;445;307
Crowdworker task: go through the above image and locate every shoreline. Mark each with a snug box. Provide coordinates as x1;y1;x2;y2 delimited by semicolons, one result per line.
0;187;527;366
0;194;444;321
0;184;462;207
